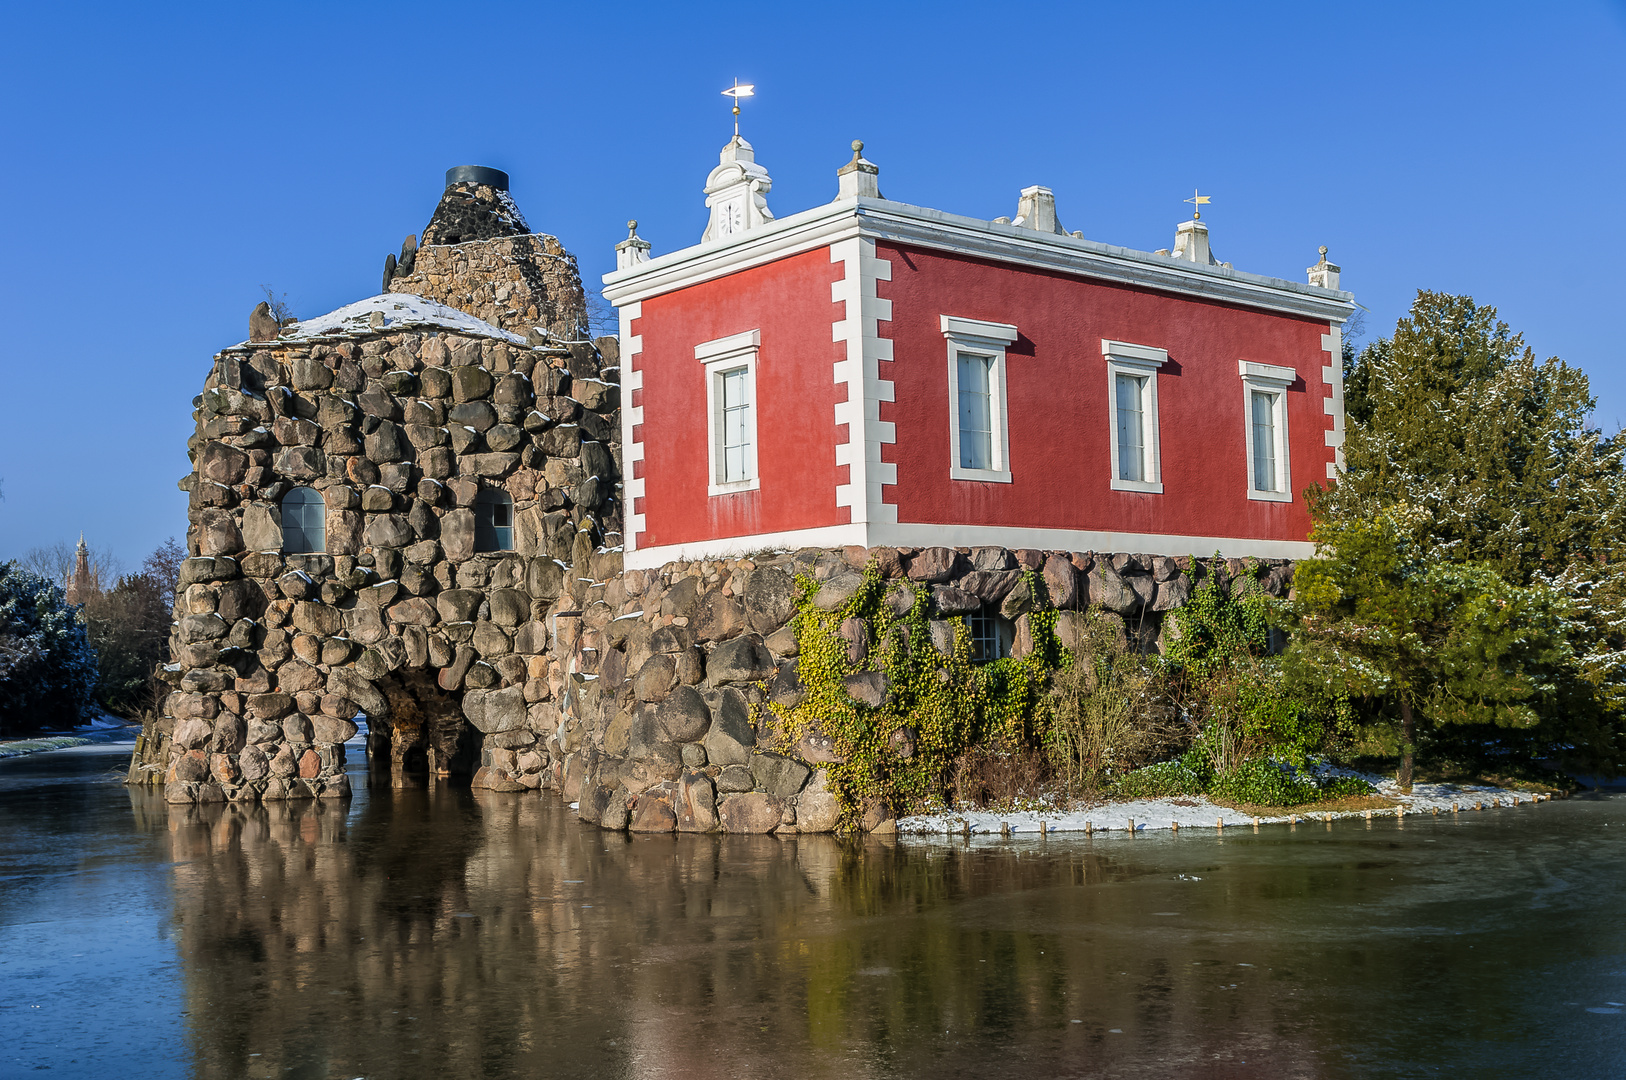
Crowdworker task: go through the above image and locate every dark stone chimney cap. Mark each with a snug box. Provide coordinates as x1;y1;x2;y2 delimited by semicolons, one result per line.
444;166;509;191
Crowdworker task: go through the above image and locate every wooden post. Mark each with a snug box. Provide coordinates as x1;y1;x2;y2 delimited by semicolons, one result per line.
1085;821;1093;836
1001;821;1011;838
1216;817;1224;831
1172;820;1179;832
1289;814;1298;826
963;820;972;839
1364;810;1372;821
1127;818;1134;834
1039;820;1048;837
1252;817;1260;830
1452;802;1459;813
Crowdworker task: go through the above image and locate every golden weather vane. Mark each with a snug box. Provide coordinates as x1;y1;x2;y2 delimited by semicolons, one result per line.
721;79;755;138
1185;188;1211;221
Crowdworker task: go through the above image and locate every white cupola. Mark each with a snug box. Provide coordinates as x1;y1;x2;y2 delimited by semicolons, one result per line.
702;136;774;243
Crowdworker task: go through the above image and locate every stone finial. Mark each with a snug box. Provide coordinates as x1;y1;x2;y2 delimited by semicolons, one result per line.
1307;245;1341;290
836;139;882;200
616;219;652;270
1012;186;1064;234
702;136;774;243
249;301;280;342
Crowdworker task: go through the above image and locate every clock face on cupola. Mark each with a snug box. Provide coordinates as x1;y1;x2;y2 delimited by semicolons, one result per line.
702;135;774;243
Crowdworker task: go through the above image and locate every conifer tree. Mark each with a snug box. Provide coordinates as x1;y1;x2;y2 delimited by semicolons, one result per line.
1306;292;1626;776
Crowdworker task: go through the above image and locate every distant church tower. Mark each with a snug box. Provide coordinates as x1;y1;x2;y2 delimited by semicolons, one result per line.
66;534;90;605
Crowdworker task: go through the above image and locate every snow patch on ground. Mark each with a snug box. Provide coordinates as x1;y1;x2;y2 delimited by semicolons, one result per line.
896;769;1551;838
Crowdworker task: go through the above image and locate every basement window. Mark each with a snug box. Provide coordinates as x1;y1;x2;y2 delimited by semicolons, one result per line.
475;490;515;551
966;606;1014;664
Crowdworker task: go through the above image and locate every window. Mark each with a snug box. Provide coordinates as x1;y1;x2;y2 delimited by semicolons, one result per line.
942;315;1018;482
281;486;325;553
966;607;1013;664
696;329;760;495
1103;340;1167;493
475;490;515;551
1238;360;1295;502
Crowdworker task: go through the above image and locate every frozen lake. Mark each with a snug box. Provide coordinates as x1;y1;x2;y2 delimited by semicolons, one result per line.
2;742;1624;1078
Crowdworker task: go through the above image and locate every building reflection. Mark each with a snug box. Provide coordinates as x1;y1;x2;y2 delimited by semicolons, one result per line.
150;785;1329;1079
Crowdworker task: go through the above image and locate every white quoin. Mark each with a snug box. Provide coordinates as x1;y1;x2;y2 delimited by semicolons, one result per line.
702;136;774;243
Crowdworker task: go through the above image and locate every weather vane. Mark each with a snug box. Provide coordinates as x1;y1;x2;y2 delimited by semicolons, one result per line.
722;79;754;138
1185;188;1211;221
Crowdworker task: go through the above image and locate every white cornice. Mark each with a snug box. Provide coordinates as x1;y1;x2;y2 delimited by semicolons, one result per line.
603;197;1356;323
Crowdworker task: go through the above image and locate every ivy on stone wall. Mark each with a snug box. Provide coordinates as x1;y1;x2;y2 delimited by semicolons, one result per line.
766;563;1061;828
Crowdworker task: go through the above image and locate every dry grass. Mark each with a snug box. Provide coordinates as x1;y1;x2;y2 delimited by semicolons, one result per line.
1048;632;1190;799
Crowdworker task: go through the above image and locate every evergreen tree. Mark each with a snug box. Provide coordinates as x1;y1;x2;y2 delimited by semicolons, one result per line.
1313;292;1626;775
1284;507;1573;790
0;562;99;735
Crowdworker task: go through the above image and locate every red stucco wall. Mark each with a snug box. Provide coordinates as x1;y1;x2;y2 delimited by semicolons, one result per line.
631;247;846;550
876;243;1333;544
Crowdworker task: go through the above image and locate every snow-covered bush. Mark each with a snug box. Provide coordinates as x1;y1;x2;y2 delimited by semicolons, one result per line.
0;562;98;736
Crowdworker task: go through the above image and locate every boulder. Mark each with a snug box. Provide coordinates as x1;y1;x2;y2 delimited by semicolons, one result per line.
676;771;719;833
794;769;841;833
706;636;774;684
906;547;959;583
750;753;810;799
767;658;805;709
1043;555;1079;609
656;685;712;742
1151;574;1192;612
813;571;864;610
970;546;1014;571
743;566;799;633
701;687;755;766
463;685;527;733
633;653;678;702
844;670;888;708
931;586;980;616
692;591;747;642
718;792;783;834
716;764;754;793
628;791;677;833
1088;563;1140;615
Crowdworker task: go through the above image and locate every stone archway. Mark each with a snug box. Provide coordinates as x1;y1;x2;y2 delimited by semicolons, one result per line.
370;668;480;787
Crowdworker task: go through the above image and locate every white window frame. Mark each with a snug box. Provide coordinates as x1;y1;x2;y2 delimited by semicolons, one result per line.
942;315;1018;483
1102;339;1168;494
697;329;761;496
1238;360;1295;502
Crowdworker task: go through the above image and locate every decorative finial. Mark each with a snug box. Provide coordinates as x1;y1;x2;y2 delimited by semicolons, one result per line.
1319;245;1329;258
721;80;755;138
627;220;638;238
851;139;864;158
1185;188;1211;221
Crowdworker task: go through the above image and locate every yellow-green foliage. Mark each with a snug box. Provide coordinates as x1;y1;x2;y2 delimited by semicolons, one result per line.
766;563;1059;828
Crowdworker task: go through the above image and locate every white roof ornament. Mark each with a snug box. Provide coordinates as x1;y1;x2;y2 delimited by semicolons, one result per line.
835;140;882;200
1011;186;1064;234
616;219;652;270
1169;190;1225;267
701;135;774;243
1307;245;1341;290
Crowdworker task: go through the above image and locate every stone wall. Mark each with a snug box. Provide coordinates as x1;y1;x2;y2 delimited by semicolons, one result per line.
543;544;1295;835
137;312;625;805
385;178;589;341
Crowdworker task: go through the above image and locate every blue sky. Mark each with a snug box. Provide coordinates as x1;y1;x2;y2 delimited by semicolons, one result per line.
1;2;1622;570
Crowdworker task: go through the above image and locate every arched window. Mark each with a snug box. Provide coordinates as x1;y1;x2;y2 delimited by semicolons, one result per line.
281;486;326;553
475;489;514;552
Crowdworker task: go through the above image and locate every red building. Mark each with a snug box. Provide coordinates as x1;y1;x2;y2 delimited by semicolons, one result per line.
603;139;1354;572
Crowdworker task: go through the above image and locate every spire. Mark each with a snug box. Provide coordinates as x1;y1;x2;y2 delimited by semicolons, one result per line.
835;140;882;200
67;534;90;605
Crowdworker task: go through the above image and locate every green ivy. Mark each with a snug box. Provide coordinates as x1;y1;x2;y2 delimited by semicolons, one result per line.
766;563;1061;828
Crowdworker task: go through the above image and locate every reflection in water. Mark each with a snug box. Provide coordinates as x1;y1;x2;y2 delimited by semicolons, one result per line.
148;773;1626;1080
6;746;1626;1079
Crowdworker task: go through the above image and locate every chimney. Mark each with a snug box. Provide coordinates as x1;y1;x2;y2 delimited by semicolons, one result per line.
1012;186;1063;233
